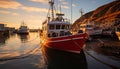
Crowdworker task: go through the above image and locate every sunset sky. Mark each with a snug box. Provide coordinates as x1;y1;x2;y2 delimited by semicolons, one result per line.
0;0;114;29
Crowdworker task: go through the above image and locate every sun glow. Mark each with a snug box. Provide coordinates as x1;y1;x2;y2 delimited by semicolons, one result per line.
0;0;114;29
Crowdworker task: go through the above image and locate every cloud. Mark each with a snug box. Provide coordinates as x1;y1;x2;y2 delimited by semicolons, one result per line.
72;4;76;7
58;0;68;5
12;13;20;16
21;6;48;13
62;1;68;5
0;0;66;13
57;0;69;9
61;5;70;9
30;0;48;4
59;0;65;2
92;0;97;3
0;10;10;14
0;0;48;15
0;10;20;16
0;0;22;9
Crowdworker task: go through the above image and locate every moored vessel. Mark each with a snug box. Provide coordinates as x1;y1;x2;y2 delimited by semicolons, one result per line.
80;23;102;36
40;0;87;54
17;21;29;34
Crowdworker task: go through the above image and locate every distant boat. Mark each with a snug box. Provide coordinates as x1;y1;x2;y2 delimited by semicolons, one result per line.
17;22;29;34
40;0;87;54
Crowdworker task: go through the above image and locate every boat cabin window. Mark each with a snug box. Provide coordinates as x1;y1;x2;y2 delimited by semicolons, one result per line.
60;31;64;36
42;26;46;31
62;25;65;29
80;25;86;28
42;26;44;30
45;26;47;30
48;32;58;37
49;24;55;30
86;25;93;28
56;25;60;29
66;25;69;29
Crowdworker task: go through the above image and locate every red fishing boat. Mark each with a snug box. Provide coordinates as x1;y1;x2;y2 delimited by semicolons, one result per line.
40;0;87;54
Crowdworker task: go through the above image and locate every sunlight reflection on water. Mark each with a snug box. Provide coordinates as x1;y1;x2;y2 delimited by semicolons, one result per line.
0;32;40;59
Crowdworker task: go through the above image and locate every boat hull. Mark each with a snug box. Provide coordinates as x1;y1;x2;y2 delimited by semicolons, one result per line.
40;33;87;54
17;30;29;34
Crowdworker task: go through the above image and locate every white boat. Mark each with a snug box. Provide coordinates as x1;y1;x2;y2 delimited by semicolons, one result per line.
18;22;29;34
80;23;94;36
94;27;103;35
80;23;102;36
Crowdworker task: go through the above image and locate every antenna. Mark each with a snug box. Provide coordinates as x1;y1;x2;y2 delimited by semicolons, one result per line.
71;0;73;24
79;8;83;16
21;20;25;26
60;3;62;13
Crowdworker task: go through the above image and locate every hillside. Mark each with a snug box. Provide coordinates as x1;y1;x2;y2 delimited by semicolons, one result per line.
72;0;120;30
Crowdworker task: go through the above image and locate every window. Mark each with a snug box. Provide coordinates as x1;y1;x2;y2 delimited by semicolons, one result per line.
42;26;46;30
42;26;44;30
86;25;93;28
56;25;60;29
49;25;54;30
66;25;69;29
45;26;47;30
62;25;65;29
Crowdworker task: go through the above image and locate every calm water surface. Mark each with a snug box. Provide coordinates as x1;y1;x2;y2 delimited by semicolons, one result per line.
0;33;120;69
0;32;40;59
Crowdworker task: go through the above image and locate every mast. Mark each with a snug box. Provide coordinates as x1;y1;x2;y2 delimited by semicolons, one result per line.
59;3;62;13
21;21;25;26
71;0;73;24
49;0;54;20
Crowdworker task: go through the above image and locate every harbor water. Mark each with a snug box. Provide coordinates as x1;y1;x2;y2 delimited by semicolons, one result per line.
0;33;120;69
0;33;40;59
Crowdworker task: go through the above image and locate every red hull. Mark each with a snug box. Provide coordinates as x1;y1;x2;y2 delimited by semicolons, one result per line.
41;33;87;54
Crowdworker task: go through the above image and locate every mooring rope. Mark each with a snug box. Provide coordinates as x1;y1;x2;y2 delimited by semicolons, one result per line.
84;47;119;69
70;37;119;68
71;38;82;50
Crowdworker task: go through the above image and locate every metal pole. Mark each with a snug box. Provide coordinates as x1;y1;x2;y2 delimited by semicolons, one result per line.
71;0;73;24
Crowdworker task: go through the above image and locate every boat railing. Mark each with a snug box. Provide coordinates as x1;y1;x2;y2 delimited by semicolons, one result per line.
48;31;72;38
48;17;70;23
